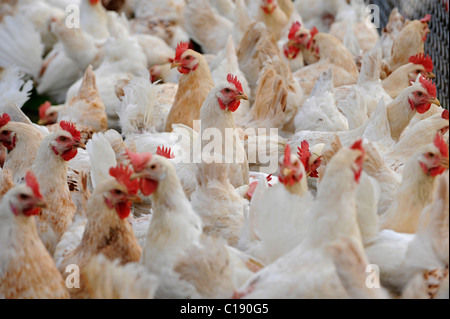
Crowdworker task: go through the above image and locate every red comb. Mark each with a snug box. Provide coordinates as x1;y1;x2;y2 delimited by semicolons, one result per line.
25;171;43;199
38;101;52;120
156;146;174;159
351;139;365;153
125;149;152;172
418;76;437;97
409;53;433;72
288;21;301;40
60;121;81;141
420;14;431;23
109;164;140;195
307;27;319;49
90;0;100;5
434;133;448;158
0;113;11;128
297;140;311;169
442;109;449;120
284;144;292;166
175;42;189;61
227;74;243;92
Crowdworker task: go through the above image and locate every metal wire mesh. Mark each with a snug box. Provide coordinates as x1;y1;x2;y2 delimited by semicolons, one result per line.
369;0;449;110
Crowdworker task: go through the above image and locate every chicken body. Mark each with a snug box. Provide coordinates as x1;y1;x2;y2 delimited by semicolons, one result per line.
31;128;83;255
235;146;365;298
0;183;69;299
0;121;44;184
165;49;215;132
56;177;142;298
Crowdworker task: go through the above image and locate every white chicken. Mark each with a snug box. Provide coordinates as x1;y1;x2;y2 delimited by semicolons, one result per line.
234;141;366;298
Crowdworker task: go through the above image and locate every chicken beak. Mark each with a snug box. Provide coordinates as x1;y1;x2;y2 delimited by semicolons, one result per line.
171;61;182;69
426;72;435;79
441;157;449;169
130;172;144;181
37;119;47;125
287;40;296;47
236;92;249;101
127;193;142;203
281;167;292;177
264;3;275;13
76;141;86;150
35;199;47;209
428;98;440;106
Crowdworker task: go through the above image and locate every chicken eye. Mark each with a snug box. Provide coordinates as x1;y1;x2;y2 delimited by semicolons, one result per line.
299;34;305;38
19;194;30;200
151;164;157;170
417;92;423;97
113;189;123;195
185;56;191;60
1;131;8;135
416;70;421;74
59;136;68;142
224;88;231;93
427;152;434;157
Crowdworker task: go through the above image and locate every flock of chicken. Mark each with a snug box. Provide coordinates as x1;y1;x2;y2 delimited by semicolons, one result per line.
0;0;448;299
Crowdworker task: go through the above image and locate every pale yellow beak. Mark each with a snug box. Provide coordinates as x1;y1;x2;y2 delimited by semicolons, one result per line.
428;98;440;106
236;92;249;101
426;72;435;79
35;199;47;209
171;62;182;69
287;40;296;47
76;141;86;150
127;193;142;203
130;172;144;181
441;157;449;169
281;167;292;177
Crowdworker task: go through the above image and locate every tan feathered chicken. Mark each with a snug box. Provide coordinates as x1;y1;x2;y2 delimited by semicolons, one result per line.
237;22;281;101
257;0;289;41
58;66;108;142
382;53;435;99
0;114;44;184
237;55;303;134
385;76;439;141
387;14;432;74
0;171;69;299
56;164;142;298
164;42;215;132
380;134;449;234
286;22;359;95
31;121;85;255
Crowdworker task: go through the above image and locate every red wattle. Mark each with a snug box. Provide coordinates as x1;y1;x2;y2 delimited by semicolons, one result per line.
227;100;241;112
24;207;41;216
140;179;158;196
178;67;191;74
61;148;78;161
116;201;132;219
415;103;432;114
429;166;446;177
